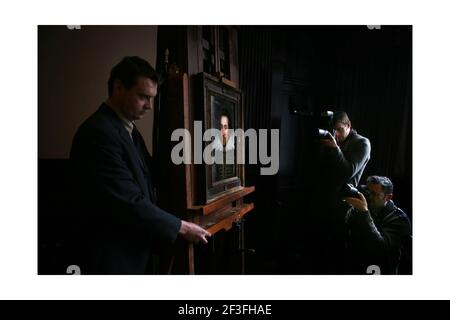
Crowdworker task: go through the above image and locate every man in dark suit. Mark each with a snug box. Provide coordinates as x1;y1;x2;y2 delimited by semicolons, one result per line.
70;56;210;274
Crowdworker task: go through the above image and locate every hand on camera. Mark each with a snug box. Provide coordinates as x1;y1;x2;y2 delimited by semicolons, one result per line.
344;192;369;212
321;132;338;149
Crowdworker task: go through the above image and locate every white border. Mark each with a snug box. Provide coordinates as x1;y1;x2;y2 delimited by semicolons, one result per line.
1;0;449;299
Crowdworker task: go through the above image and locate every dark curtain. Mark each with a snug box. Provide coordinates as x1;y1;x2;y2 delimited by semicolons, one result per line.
333;26;412;215
239;27;279;270
238;26;412;274
239;26;273;185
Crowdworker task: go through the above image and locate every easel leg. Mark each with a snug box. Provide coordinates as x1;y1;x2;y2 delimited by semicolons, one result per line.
188;243;195;275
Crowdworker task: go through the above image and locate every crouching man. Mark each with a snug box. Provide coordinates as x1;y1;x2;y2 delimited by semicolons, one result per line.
344;176;411;274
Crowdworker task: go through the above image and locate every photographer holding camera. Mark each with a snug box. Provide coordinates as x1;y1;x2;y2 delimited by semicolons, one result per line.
308;111;371;273
320;111;371;188
344;176;411;274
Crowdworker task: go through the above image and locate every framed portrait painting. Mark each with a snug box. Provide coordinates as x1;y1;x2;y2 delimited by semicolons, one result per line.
195;73;244;203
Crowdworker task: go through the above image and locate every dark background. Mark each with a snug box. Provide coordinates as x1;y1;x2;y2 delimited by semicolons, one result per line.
239;26;412;273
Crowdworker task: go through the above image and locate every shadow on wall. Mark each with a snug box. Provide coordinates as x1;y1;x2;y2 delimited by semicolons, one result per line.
38;25;158;159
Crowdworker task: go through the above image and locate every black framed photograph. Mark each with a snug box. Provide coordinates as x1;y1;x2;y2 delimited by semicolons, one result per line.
196;72;244;203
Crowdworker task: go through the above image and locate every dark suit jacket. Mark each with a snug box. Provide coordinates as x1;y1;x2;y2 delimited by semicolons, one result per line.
333;129;371;188
312;129;371;224
345;200;411;274
70;103;181;274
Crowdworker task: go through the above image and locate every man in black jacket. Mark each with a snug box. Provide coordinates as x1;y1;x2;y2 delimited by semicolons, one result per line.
321;111;371;188
344;176;411;274
308;111;372;273
70;56;210;274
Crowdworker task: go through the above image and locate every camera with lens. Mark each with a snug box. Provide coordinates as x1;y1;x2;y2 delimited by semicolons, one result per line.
317;128;333;139
315;111;335;140
340;183;369;199
288;101;335;140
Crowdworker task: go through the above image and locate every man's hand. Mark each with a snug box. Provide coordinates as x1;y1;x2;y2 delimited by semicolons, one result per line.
344;192;369;212
321;132;338;149
179;220;211;244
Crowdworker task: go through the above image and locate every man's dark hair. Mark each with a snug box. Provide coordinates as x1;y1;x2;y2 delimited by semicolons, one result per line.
367;175;394;194
107;56;160;97
220;109;233;129
333;111;351;126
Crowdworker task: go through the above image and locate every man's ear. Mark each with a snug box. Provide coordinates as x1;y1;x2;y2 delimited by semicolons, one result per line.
113;79;123;94
385;193;393;201
348;120;352;130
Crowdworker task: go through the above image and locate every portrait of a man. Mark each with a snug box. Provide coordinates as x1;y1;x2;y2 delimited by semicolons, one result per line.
211;97;236;182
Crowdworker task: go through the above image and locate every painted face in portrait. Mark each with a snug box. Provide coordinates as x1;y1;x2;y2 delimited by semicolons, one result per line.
220;115;229;145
